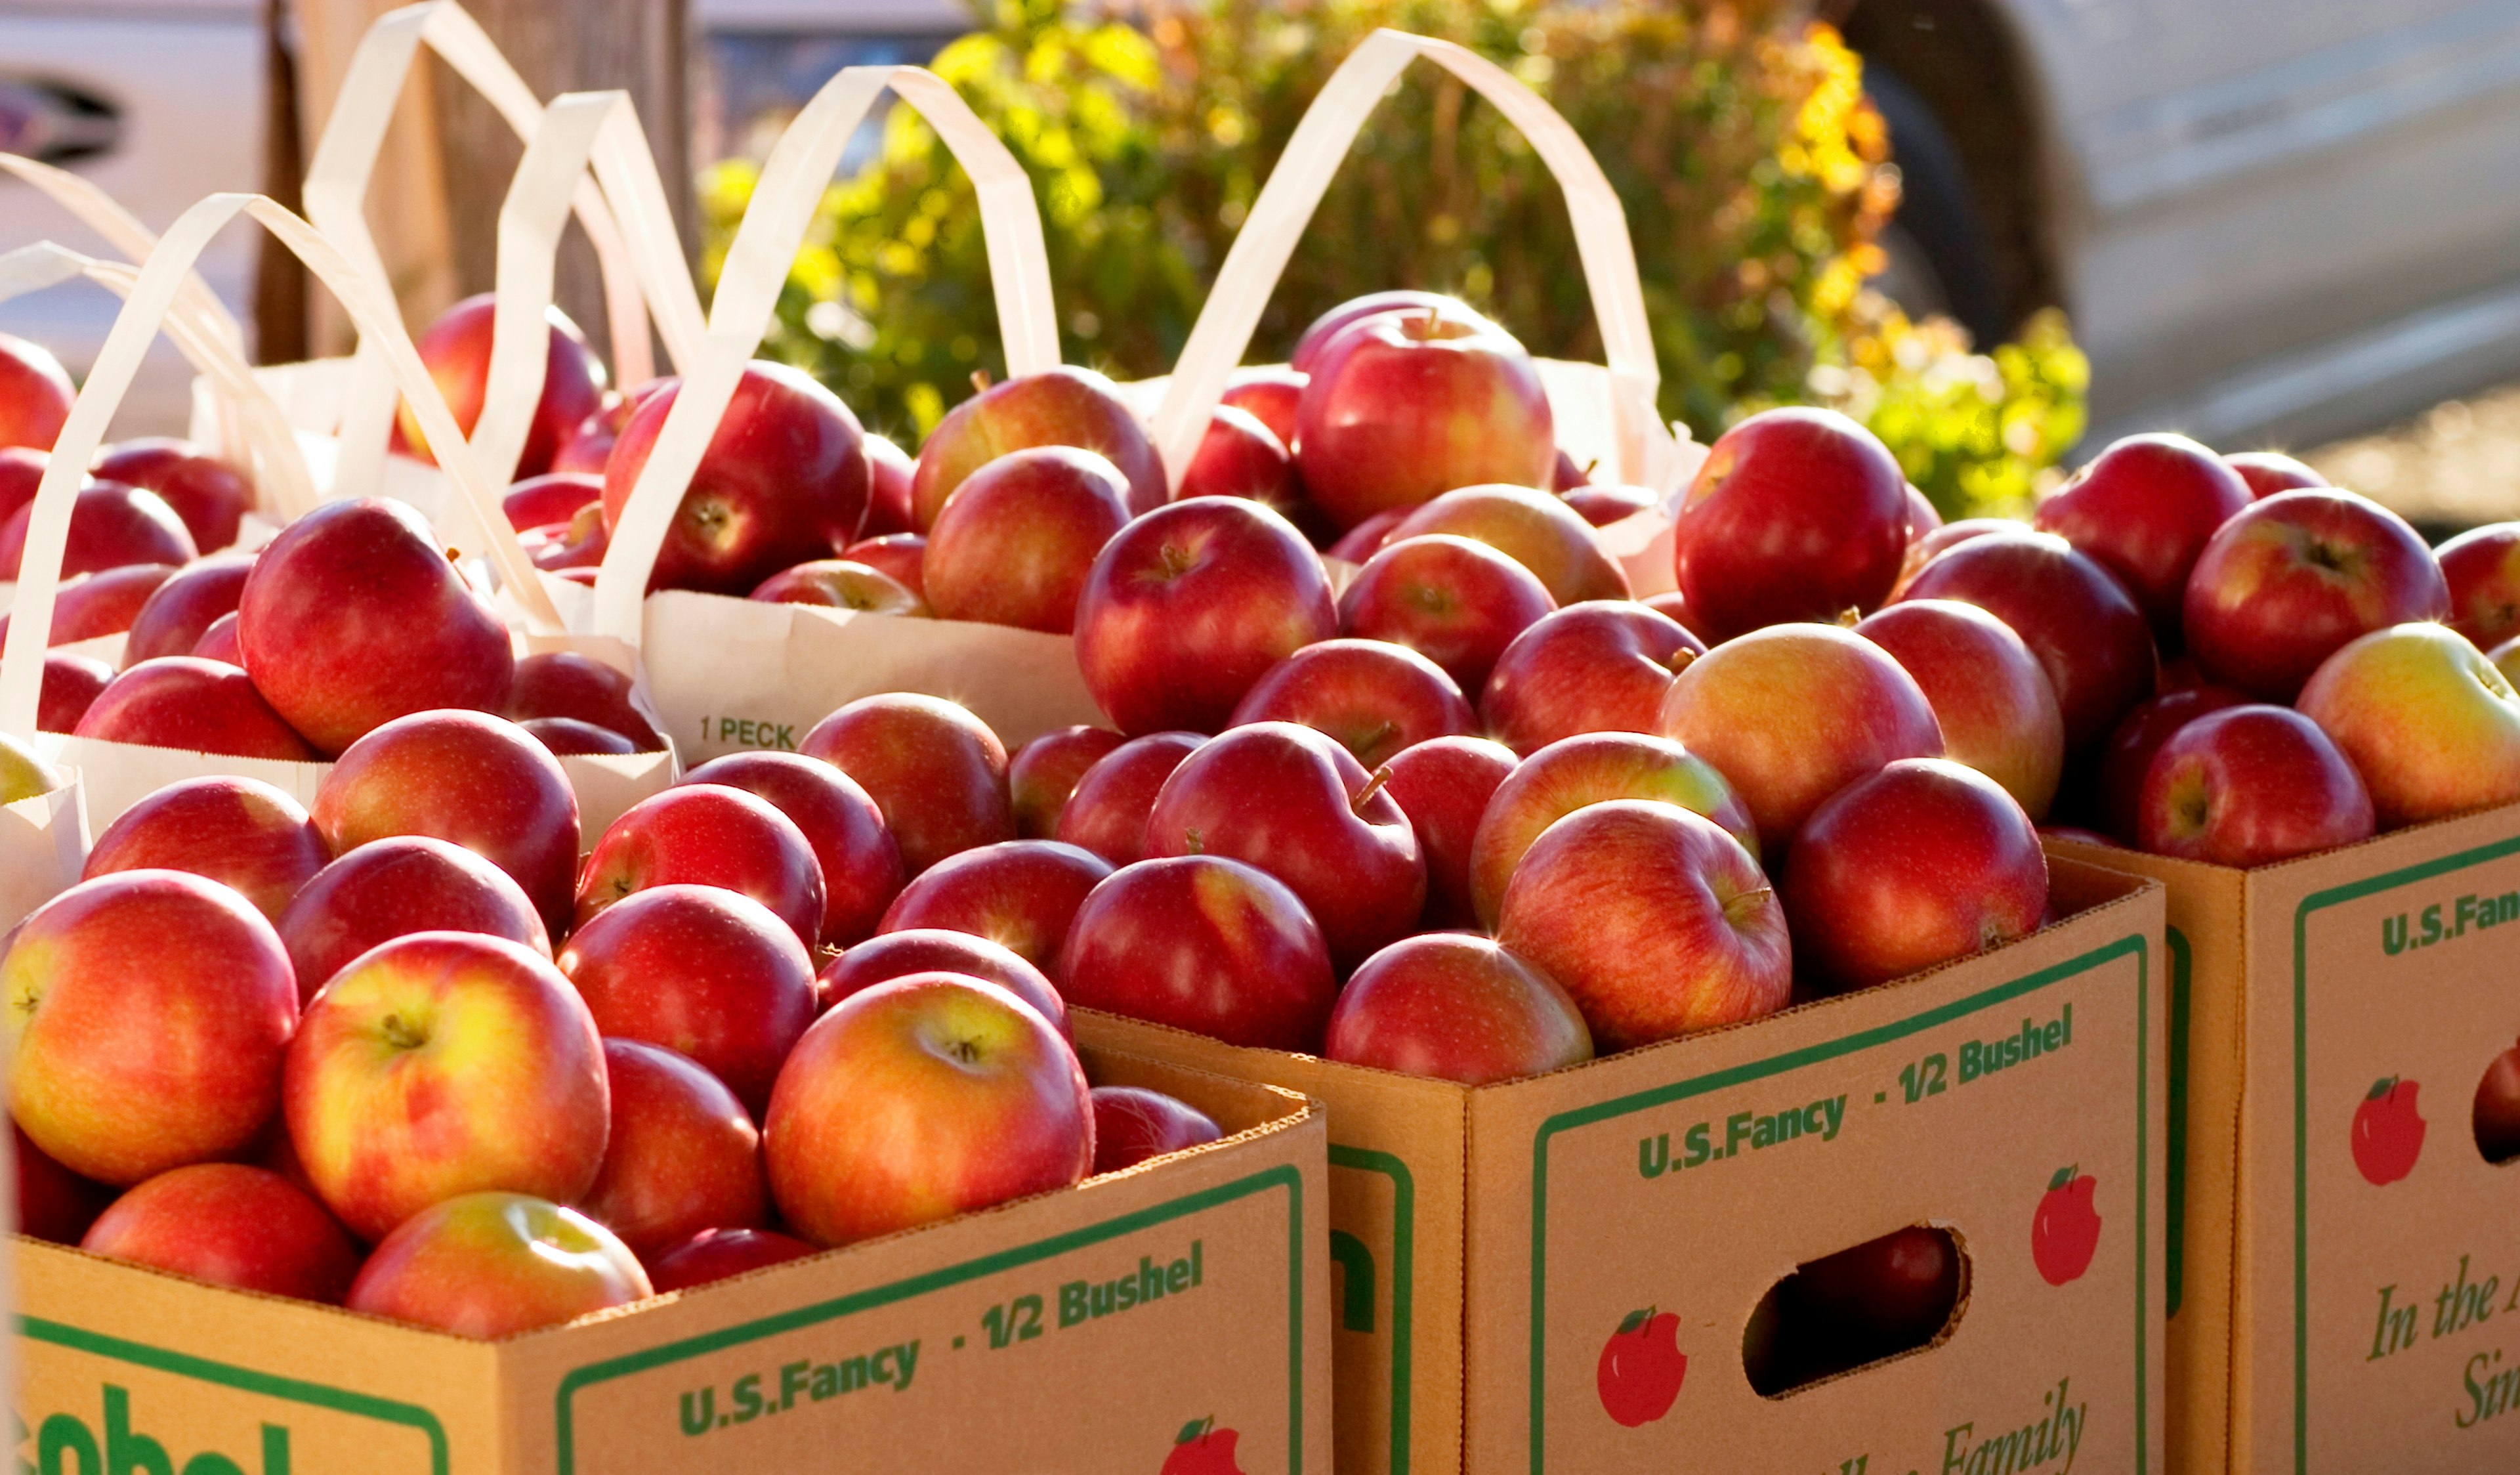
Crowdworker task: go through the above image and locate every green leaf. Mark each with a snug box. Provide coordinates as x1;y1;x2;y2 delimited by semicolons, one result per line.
1175;1416;1211;1446
2368;1076;2398;1101
1618;1307;1653;1334
2048;1165;2076;1192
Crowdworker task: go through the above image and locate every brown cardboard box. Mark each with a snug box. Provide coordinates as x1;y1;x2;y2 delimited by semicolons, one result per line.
11;1048;1330;1475
1077;857;2168;1475
2050;802;2520;1475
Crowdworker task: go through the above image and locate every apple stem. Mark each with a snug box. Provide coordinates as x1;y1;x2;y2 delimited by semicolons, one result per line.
1667;648;1698;677
1352;765;1395;816
1835;606;1862;628
1723;885;1774;926
970;369;993;393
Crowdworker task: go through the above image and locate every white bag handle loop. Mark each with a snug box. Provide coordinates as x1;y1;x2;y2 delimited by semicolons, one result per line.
1150;29;1673;492
589;64;1060;643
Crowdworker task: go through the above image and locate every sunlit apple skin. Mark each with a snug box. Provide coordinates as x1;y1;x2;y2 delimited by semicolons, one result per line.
2137;704;2374;866
0;447;42;526
396;295;605;480
2437;523;2520;651
7;872;298;1186
525;717;633;755
600;362;872;594
1296;305;1555;530
0;331;73;451
1288;291;1497;375
1059;855;1338;1049
2225;450;2325;499
1782;758;2048;994
236;498;516;755
580;1039;768;1258
1074;498;1337;735
1496;800;1791;1051
1388;484;1630;605
841;532;927;599
286;932;608;1243
2033;433;2252;638
1899;528;2157;756
799;693;1013;876
682;751;904;947
1890;517;2015;599
821;928;1066;1034
922;446;1133;633
1467;731;1755;930
1221;366;1307;448
856;433;917;536
1675;406;1907;638
749;559;925;616
914;368;1168;524
2183;490;2449;702
503;471;604;533
647;1226;817;1291
1324;933;1592;1085
314;710;581;934
875;839;1112;981
15;1123;113;1244
1143;721;1425;969
1009;726;1126;840
1179;404;1311;534
1228;638;1473;768
1326;505;1408;565
1482;601;1703;756
73;656;318;759
278;836;550;1003
2095;685;2250;844
83;775;329;925
122;552;253;663
1089;1086;1222;1174
1563;483;1654;527
191;611;242;664
5;563;170;649
765;973;1093;1247
503;651;663;752
525;502;608;570
1339;534;1557;693
0;479;195;579
1855;599;2065;821
2297;624;2520;828
93;438;253;551
346;1191;650;1337
1054;731;1205;866
37;651;110;734
82;1163;360;1303
577;784;826;948
1657;623;1943;852
1383;735;1518;928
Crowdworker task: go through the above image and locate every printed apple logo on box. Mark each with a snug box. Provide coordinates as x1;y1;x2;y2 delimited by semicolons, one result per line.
2351;1075;2425;1186
1596;1306;1685;1426
1161;1416;1246;1475
2030;1166;2101;1286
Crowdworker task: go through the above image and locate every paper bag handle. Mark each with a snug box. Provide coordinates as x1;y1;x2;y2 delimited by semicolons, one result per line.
0;192;564;738
1150;29;1672;492
587;64;1059;643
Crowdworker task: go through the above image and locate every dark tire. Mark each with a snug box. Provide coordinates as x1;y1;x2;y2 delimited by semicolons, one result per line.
1864;66;2007;347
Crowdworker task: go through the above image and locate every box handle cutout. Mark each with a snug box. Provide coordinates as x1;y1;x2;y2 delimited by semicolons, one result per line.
1744;1224;1968;1396
2474;1048;2520;1165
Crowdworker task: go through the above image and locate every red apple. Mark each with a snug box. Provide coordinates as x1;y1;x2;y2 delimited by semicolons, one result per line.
28;562;176;645
92;438;253;551
2137;704;2374;866
910;365;1166;525
1675;407;1907;638
1639;589;1712;643
1899;528;2157;756
121;551;253;663
1383;734;1518;928
82;1163;358;1302
285;931;608;1241
37;651;111;733
1075;497;1336;735
2435;522;2520;651
1387;483;1629;605
681;750;904;946
7;871;297;1185
312;709;580;932
503;650;663;752
1904;483;1944;536
2032;433;2252;637
346;1191;649;1336
1325;504;1409;565
0;480;195;578
2183;489;2448;701
524;502;608;571
2296;624;2520;828
1009;725;1127;840
236;498;516;754
277;835;550;1001
820;928;1067;1033
1890;516;2015;599
14;1124;112;1244
748;558;926;615
2094;685;2251;843
192;610;241;664
1340;533;1556;692
764;973;1092;1245
2473;1044;2520;1166
575;784;826;949
73;656;319;759
1563;483;1656;528
1854;599;2065;820
0;448;44;525
83;774;329;924
1786;1225;1964;1378
841;532;927;599
646;1226;816;1291
1228;638;1473;768
2225;450;2324;499
1482;601;1703;756
1288;291;1499;375
1324;933;1592;1084
1221;366;1306;448
1782;758;2048;993
549;398;628;477
1496;800;1791;1050
860;432;916;536
798;692;1013;875
1143;721;1425;968
503;471;604;533
1295;305;1555;529
580;1038;768;1256
524;716;635;755
600;362;870;594
0;332;73;450
875;838;1111;979
1054;731;1204;866
1467;731;1757;928
396;294;606;480
922;446;1133;632
1089;1085;1222;1174
1178;404;1307;528
1058;855;1337;1048
1553;449;1591;491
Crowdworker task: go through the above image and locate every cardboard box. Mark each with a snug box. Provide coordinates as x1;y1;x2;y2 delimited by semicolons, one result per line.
1076;857;2168;1475
2049;802;2520;1475
11;1048;1330;1475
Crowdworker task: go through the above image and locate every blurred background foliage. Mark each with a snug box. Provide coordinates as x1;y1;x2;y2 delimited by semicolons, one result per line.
697;0;2088;518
